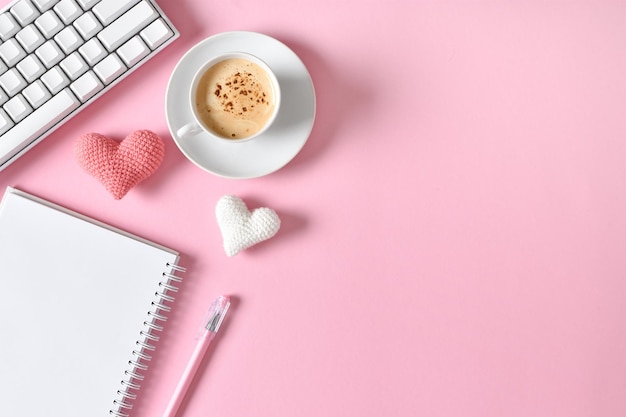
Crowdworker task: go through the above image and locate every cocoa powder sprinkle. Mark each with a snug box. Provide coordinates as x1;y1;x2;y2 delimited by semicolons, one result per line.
211;64;272;117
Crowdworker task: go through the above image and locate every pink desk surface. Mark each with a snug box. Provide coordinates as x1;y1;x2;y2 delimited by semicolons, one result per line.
2;1;625;416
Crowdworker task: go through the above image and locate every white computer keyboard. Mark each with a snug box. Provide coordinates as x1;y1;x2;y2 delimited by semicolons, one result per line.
0;0;178;171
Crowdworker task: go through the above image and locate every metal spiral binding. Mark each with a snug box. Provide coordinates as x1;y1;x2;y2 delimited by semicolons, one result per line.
109;262;186;417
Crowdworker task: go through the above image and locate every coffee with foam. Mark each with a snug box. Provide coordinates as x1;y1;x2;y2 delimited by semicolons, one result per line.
195;58;276;139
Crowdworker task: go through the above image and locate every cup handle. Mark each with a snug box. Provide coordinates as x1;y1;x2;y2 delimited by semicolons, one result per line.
177;122;204;139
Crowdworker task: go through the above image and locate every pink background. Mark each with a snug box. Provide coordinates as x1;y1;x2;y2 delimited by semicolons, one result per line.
2;0;626;416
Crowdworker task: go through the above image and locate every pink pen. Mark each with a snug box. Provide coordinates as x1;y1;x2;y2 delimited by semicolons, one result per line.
162;295;231;417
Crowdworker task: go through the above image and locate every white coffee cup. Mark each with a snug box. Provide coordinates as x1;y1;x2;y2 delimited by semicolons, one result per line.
177;52;281;142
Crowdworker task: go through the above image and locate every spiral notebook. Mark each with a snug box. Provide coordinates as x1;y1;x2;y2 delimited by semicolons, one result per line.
0;187;185;417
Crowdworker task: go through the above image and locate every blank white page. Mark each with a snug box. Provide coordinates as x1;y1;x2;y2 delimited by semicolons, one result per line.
0;187;180;416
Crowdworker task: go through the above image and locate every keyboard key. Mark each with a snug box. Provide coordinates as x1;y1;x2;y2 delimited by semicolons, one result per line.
94;53;126;84
76;0;100;9
0;69;27;96
97;1;156;51
0;89;8;106
17;55;46;82
60;52;88;80
117;36;148;67
0;13;21;41
32;0;60;12
35;10;64;38
4;94;33;122
10;0;39;26
0;108;14;135
41;66;69;94
78;38;107;65
22;79;51;107
70;70;103;101
16;25;46;53
0;89;80;166
0;61;7;76
35;40;64;68
93;0;139;25
73;11;103;40
54;26;83;53
140;18;172;50
0;39;27;67
54;0;82;25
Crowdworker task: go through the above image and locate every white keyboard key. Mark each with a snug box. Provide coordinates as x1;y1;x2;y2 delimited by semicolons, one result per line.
0;89;8;106
76;0;100;9
54;26;82;53
140;18;172;50
93;0;139;25
41;66;69;94
60;52;87;80
0;108;14;135
4;94;33;122
35;40;64;68
16;25;46;53
16;55;45;82
117;35;148;67
78;38;107;65
0;69;27;96
0;89;80;166
0;13;21;41
93;53;125;84
54;0;82;25
32;0;60;12
35;10;64;38
70;70;103;101
0;39;27;67
10;0;39;26
97;1;156;51
0;61;7;76
22;79;51;107
73;11;103;40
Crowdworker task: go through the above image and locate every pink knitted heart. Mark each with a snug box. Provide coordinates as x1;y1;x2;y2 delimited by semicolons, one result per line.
74;130;165;199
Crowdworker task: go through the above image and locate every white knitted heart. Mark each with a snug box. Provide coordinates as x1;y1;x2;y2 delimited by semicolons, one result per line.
216;195;281;256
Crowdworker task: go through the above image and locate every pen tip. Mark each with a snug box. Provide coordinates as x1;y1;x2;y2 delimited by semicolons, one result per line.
206;295;231;333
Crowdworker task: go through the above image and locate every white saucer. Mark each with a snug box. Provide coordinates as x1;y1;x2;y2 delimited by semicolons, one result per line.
165;31;316;179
